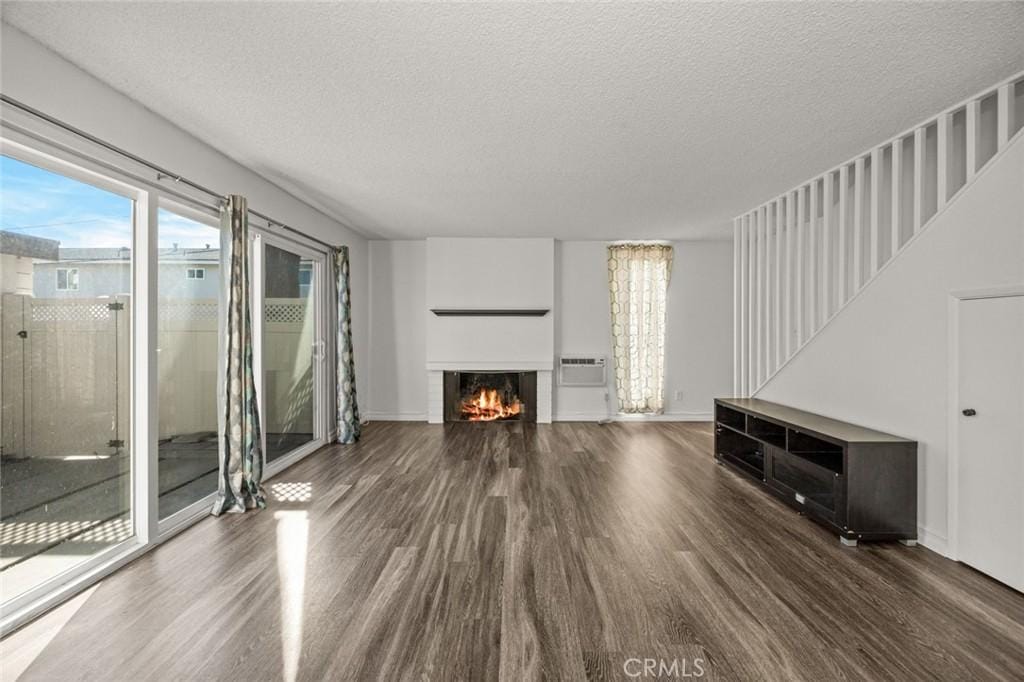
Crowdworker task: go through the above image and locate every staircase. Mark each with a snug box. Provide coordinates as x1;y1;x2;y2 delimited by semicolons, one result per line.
733;71;1024;397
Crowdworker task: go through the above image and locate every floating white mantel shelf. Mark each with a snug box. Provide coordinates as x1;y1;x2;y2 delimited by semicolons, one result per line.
426;360;554;371
429;308;550;317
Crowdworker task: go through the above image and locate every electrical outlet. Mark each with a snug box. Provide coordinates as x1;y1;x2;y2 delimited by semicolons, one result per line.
673;390;684;401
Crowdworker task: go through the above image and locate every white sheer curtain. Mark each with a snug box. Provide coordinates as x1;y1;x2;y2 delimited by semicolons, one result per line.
607;243;674;414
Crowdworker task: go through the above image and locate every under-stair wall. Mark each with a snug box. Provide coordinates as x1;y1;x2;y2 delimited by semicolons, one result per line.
755;128;1023;554
733;71;1024;397
732;72;1024;553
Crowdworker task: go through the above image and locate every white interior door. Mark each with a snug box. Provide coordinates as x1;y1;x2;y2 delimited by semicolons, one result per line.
957;294;1024;592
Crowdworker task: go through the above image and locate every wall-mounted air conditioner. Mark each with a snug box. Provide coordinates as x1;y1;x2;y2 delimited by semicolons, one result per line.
558;356;607;386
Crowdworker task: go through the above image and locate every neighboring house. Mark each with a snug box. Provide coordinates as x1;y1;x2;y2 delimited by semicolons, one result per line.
32;246;220;298
29;246;311;299
0;230;60;295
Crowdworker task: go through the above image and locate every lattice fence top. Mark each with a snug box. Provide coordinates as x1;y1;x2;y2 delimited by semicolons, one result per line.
31;302;116;322
266;302;308;324
19;297;308;324
161;301;306;323
159;301;217;321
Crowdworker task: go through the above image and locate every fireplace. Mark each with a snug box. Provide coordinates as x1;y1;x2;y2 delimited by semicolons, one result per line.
443;371;538;422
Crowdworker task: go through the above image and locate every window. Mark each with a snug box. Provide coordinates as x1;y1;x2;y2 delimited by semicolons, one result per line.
264;243;317;462
607;243;674;413
186;267;205;280
298;263;312;297
56;267;79;290
0;153;134;604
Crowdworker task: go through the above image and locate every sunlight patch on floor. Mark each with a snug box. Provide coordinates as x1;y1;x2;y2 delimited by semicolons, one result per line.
270;482;312;503
275;510;309;682
0;518;132;546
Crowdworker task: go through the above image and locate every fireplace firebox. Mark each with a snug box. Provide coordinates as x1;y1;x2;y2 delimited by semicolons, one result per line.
443;371;537;422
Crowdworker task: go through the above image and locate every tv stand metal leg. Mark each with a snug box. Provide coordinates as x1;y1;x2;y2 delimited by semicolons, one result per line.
840;536;858;547
899;539;918;547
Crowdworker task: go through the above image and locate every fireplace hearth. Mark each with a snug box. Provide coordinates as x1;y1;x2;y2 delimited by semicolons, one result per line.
443;371;538;422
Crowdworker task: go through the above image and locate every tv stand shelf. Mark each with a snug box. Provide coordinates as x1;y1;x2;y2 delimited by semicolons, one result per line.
714;398;918;546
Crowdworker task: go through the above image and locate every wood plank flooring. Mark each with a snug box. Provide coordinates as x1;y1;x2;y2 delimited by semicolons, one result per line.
4;421;1024;680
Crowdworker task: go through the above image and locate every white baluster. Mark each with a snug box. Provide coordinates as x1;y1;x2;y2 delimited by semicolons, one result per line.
733;218;741;396
795;186;805;346
966;100;979;182
937;113;950;210
766;201;775;374
913;127;925;234
997;84;1011;150
774;200;783;370
740;216;749;396
760;205;769;384
749;212;757;393
891;139;902;256
870;148;881;277
755;207;764;386
785;191;795;358
808;181;818;334
853;157;864;291
822;173;832;321
838;165;848;306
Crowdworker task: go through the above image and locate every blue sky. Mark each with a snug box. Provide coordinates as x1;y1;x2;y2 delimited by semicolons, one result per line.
0;155;217;249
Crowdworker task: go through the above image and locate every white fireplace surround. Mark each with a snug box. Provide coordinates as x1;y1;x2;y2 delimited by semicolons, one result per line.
425;238;555;423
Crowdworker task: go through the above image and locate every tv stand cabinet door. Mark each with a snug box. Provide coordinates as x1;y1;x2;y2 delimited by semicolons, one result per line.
845;443;917;537
766;445;842;526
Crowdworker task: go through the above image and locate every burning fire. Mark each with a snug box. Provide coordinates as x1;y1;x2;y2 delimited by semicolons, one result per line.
461;388;522;421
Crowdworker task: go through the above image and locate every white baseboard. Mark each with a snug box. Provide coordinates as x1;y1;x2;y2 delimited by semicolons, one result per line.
916;526;949;556
553;411;713;422
364;412;428;422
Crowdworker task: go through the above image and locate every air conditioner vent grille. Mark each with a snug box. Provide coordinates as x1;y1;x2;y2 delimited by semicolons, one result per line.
558;356;607;386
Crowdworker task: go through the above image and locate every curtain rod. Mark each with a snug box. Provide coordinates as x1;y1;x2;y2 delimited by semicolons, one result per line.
0;93;337;252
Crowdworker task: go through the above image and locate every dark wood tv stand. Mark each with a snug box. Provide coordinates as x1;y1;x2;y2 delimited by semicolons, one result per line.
714;398;918;546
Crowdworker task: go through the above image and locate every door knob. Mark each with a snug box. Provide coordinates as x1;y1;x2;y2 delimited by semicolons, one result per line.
962;408;977;417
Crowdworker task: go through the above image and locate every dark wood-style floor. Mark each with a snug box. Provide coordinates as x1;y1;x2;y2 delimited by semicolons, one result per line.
5;421;1024;680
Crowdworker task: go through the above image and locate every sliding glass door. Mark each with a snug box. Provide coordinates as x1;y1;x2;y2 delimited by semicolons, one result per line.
258;236;326;465
0;152;136;604
156;205;220;520
1;124;332;633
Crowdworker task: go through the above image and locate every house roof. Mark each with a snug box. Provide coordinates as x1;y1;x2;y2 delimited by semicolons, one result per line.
51;247;220;264
0;230;60;260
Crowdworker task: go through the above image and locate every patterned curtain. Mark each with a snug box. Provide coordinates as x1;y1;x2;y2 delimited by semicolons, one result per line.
212;195;266;515
607;243;674;414
334;245;361;444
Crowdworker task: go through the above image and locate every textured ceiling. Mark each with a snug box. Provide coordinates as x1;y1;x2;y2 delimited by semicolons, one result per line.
3;2;1023;240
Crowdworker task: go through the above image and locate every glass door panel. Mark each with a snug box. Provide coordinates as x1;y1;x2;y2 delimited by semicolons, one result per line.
0;154;134;602
263;242;317;462
156;207;220;519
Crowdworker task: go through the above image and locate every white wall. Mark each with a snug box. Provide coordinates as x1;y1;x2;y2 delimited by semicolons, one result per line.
425;238;554;366
366;240;426;420
0;24;370;403
554;240;734;420
368;238;733;421
756;134;1024;554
